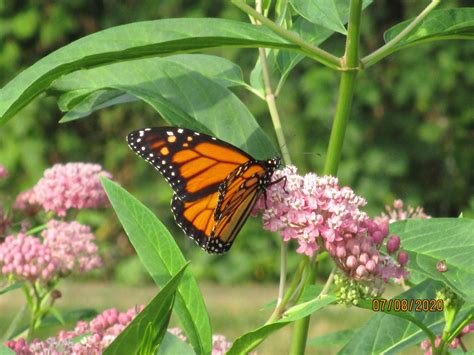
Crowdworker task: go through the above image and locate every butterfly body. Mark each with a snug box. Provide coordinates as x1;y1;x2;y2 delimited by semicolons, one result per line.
127;127;280;254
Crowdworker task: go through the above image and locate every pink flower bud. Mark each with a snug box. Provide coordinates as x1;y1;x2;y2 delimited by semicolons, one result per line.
359;253;369;264
366;260;376;272
356;265;367;277
386;235;400;254
346;255;357;268
397;251;409;265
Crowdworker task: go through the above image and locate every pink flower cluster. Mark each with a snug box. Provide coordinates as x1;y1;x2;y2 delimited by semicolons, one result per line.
420;322;474;355
378;199;431;224
0;164;9;179
14;163;112;216
0;221;101;283
0;233;57;282
4;306;144;354
253;166;407;281
42;220;102;274
5;308;236;355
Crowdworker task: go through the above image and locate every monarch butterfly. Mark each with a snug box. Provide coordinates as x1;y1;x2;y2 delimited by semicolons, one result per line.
127;127;282;254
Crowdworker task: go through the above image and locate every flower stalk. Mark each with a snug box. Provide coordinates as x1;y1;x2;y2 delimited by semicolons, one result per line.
289;0;363;353
254;0;292;308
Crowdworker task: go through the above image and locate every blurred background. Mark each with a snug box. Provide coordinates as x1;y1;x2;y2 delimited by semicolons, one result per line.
0;1;473;352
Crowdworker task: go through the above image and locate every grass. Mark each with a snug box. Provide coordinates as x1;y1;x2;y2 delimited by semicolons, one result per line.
1;281;471;354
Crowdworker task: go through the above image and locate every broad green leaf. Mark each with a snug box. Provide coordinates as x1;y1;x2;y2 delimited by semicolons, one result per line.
390;218;474;304
53;56;276;160
0;282;24;295
290;0;347;34
101;178;211;355
157;332;195;355
307;329;356;347
104;263;187;355
0;345;15;355
251;0;372;95
227;294;336;354
384;8;474;48
0;18;298;124
340;280;445;354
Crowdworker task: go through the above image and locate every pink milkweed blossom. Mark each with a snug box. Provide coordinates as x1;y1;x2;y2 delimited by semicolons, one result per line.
0;221;101;283
0;164;9;179
42;220;102;274
378;198;431;224
420;321;473;355
4;307;239;355
13;189;39;212
0;233;59;282
253;166;408;282
19;163;112;216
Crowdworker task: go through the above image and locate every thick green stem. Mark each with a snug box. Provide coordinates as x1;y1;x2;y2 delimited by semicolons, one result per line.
289;1;363;353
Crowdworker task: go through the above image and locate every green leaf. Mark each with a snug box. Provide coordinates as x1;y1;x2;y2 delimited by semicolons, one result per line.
227;294;336;354
390;218;474;303
340;280;445;354
104;263;188;355
0;345;15;355
290;0;347;35
307;329;356;347
52;55;275;159
0;282;24;295
384;8;474;48
251;0;372;95
0;18;297;125
101;178;212;355
157;332;195;355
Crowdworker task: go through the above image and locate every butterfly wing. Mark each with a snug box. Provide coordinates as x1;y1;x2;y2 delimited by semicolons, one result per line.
127;127;253;201
171;161;274;254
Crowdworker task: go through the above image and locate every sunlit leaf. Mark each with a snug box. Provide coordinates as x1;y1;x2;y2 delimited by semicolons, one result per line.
104;263;187;355
390;218;474;304
384;8;474;48
101;178;212;354
0;18;297;124
290;0;347;34
53;55;275;159
227;294;336;354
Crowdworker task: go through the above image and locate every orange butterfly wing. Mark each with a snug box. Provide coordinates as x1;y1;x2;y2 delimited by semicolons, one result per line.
127;127;252;201
127;127;280;254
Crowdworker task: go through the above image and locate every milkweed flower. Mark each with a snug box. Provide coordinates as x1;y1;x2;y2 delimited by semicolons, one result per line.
4;307;239;355
253;166;408;283
0;221;101;283
42;220;102;274
378;198;431;223
420;322;474;355
0;233;59;282
20;163;112;216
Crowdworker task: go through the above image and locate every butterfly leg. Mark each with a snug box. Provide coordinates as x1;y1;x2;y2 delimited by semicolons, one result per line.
269;176;288;193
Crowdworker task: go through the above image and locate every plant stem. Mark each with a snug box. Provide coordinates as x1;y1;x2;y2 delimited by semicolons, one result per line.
255;0;291;309
289;1;363;353
362;0;441;68
231;0;341;70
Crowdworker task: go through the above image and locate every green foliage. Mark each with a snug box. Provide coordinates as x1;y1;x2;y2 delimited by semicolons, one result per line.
104;263;187;355
227;293;337;354
391;218;474;304
0;0;473;286
101;178;211;354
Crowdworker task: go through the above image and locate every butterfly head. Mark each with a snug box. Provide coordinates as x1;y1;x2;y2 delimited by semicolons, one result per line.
267;155;281;170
